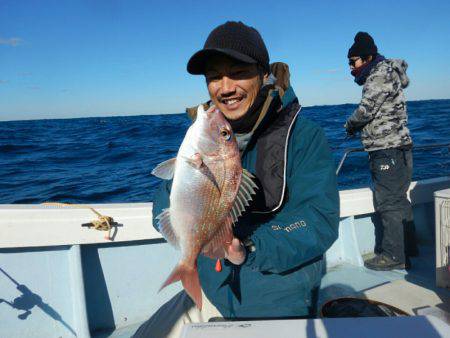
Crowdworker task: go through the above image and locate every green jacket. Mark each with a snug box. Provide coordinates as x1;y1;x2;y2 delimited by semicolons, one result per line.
153;90;339;318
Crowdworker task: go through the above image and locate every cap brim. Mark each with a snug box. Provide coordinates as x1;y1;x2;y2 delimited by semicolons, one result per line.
187;48;257;75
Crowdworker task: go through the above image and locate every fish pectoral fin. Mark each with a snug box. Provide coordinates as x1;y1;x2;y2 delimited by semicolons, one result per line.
151;158;177;180
229;169;259;224
156;209;179;248
183;153;204;169
201;217;233;259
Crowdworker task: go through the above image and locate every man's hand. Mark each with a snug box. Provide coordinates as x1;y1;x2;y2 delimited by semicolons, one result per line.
344;121;356;137
225;238;246;265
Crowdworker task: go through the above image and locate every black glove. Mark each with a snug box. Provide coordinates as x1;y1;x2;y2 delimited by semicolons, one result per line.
344;121;356;137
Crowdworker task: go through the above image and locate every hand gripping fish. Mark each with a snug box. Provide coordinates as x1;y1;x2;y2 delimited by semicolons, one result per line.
151;105;257;309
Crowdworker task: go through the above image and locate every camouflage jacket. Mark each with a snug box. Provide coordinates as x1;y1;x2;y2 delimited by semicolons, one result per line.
346;59;413;151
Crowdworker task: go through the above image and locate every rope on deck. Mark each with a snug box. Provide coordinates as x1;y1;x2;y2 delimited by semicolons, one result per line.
41;202;115;240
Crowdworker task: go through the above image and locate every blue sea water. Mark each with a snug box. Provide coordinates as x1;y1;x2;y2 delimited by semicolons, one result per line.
0;99;449;204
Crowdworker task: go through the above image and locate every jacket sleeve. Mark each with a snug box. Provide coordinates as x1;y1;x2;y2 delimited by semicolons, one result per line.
346;70;393;131
245;122;340;274
151;180;172;232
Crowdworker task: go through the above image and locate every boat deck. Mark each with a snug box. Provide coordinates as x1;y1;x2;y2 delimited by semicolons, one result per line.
93;244;450;338
320;246;450;316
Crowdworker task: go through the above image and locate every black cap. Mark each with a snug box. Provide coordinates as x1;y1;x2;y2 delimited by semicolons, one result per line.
348;32;378;58
187;21;270;75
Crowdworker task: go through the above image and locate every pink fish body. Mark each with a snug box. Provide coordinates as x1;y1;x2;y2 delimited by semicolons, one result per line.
152;105;256;309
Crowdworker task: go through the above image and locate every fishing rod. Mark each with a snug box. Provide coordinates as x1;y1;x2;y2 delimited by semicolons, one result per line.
0;266;20;286
335;142;450;176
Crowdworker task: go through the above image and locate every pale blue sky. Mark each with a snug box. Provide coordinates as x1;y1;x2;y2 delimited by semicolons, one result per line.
1;0;449;121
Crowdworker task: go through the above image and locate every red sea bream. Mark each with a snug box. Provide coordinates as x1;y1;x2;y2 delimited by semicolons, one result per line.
151;105;256;309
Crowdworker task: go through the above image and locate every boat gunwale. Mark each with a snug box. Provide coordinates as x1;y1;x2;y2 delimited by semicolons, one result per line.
0;176;449;249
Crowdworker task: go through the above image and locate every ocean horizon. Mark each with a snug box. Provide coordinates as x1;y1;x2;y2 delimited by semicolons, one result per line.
1;98;449;123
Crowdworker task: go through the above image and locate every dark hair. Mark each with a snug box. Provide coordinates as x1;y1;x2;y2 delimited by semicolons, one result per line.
257;64;267;78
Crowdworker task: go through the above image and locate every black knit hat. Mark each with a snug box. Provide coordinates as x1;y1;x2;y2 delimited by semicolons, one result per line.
187;21;270;75
348;32;378;58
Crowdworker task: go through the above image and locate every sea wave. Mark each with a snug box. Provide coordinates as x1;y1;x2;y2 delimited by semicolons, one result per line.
0;100;449;204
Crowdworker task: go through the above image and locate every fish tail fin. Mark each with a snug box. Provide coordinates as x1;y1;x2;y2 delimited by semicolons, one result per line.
159;263;203;310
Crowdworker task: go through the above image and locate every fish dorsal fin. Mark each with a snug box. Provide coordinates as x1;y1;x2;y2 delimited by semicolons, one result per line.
152;158;177;180
201;217;233;259
156;208;179;248
229;169;258;224
197;104;205;115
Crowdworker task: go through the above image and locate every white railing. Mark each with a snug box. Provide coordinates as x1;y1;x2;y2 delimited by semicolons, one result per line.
0;177;449;249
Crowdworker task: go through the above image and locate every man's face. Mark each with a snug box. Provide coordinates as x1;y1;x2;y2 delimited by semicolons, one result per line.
205;55;264;120
348;55;372;70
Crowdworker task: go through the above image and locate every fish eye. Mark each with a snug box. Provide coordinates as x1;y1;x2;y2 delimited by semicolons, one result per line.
219;128;231;140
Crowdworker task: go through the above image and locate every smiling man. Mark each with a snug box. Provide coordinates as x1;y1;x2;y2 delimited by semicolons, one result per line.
134;21;339;338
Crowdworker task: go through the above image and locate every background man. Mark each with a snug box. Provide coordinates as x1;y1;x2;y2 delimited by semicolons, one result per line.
345;31;417;271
